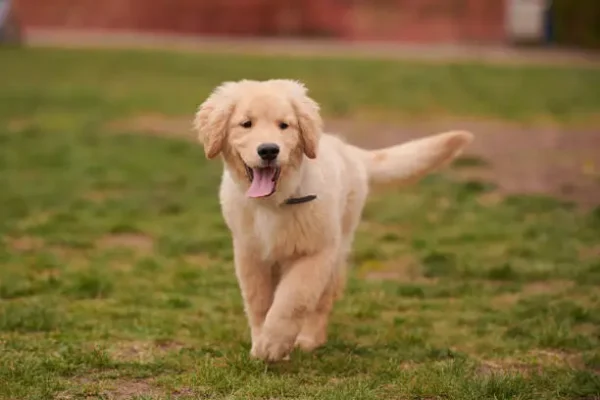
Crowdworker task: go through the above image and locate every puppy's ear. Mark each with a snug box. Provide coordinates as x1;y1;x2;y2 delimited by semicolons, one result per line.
294;91;322;160
194;82;238;159
271;79;322;159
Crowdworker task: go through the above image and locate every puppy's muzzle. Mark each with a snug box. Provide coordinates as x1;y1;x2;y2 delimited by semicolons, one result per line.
257;143;280;161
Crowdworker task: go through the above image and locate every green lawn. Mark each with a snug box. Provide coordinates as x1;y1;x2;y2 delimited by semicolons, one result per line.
0;47;599;399
1;47;600;124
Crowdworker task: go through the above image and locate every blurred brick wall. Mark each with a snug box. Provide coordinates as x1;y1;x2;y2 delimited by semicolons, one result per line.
347;0;506;43
14;0;506;43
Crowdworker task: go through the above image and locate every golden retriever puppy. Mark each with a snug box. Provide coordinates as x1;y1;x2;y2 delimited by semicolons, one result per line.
194;79;473;362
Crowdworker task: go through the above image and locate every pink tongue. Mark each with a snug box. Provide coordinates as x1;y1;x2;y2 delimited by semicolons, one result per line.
246;167;277;198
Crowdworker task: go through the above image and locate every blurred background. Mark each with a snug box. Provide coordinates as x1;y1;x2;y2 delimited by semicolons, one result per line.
2;0;599;48
1;1;600;398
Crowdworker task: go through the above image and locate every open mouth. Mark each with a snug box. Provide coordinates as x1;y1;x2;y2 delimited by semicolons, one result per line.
245;164;281;198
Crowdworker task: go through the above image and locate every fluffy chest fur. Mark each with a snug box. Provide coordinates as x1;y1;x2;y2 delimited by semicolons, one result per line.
251;204;336;262
219;170;339;263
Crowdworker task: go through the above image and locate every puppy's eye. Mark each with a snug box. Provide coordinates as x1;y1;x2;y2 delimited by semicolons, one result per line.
279;122;289;130
241;120;252;129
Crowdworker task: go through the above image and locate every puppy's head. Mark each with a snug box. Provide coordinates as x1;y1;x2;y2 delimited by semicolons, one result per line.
194;79;322;198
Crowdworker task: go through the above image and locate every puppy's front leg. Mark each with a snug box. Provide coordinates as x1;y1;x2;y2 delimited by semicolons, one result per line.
234;243;274;350
251;248;337;362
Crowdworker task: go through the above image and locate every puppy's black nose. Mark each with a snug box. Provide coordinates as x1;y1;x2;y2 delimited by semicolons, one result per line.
257;143;280;161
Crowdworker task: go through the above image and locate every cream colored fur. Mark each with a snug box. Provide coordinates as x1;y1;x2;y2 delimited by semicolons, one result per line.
194;79;473;362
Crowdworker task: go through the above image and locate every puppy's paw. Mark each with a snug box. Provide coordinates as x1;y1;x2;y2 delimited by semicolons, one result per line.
250;332;295;362
294;335;325;352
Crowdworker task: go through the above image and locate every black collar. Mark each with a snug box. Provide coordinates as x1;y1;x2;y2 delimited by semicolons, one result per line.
283;194;317;205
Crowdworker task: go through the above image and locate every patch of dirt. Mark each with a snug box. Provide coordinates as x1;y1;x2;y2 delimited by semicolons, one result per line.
489;292;521;308
108;339;185;363
5;236;90;268
97;233;154;252
83;189;125;203
7;236;91;263
171;387;196;398
104;378;164;400
330;118;600;208
491;280;574;307
7;118;32;132
107;113;195;140
477;360;538;376
55;376;162;400
364;270;409;281
6;236;45;252
58;373;195;400
524;280;575;294
478;350;584;376
580;245;600;262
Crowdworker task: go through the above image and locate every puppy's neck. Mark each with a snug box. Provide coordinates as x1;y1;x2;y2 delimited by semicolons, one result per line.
268;160;309;207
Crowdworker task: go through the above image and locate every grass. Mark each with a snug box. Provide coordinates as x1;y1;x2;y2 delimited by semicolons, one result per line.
0;46;599;399
0;47;599;124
